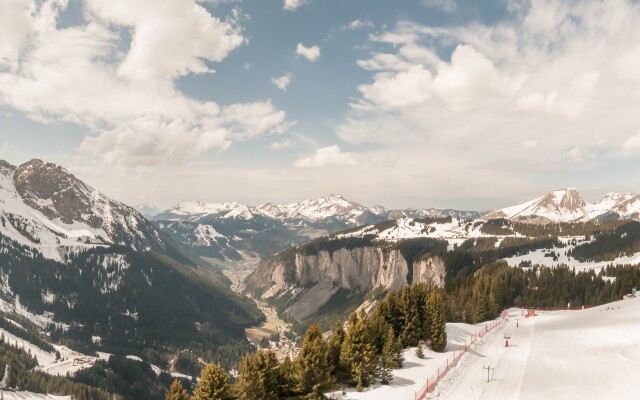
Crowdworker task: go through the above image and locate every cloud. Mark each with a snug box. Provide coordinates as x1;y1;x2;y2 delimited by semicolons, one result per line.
623;132;640;150
358;65;433;110
0;0;290;167
422;0;457;13
0;0;35;70
432;45;526;113
0;142;8;156
271;73;292;91
270;139;294;150
335;0;640;202
294;145;357;168
342;19;374;31
283;0;307;11
296;43;320;62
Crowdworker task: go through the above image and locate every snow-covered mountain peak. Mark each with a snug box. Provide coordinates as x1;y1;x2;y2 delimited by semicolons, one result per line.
165;201;255;220
485;188;589;222
0;158;162;260
486;188;640;223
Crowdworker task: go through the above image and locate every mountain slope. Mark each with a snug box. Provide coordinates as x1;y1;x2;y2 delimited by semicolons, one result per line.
0;159;163;260
485;188;640;223
0;159;261;366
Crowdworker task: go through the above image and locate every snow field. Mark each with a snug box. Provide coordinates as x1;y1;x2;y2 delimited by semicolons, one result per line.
432;298;640;399
327;320;501;400
0;392;71;400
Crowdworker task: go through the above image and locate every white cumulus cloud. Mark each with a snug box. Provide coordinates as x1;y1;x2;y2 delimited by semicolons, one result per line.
296;43;320;62
358;65;433;110
623;132;640;150
283;0;306;11
0;0;290;167
294;145;357;168
271;73;292;91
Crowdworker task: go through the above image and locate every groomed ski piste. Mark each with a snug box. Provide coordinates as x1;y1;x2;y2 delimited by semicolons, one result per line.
330;295;640;400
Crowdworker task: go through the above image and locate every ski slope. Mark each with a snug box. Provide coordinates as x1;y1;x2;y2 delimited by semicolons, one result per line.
430;298;640;399
327;321;496;400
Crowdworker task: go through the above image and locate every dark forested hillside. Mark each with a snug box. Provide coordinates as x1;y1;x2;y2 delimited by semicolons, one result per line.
0;231;262;366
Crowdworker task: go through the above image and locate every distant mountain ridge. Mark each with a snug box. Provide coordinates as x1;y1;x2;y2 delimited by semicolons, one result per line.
485;188;640;223
155;194;483;224
151;194;483;261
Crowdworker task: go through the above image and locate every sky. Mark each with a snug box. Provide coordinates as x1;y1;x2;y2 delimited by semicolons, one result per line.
2;0;640;211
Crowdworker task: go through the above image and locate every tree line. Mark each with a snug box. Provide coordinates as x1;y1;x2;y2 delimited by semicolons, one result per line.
166;284;448;399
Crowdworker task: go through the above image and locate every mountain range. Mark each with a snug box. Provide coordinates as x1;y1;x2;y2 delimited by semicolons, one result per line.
485;188;640;223
150;194;483;262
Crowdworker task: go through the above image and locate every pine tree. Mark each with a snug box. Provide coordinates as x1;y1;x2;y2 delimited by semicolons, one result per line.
193;363;233;400
340;315;377;391
399;286;421;347
278;356;296;398
235;350;281;400
294;324;334;398
378;327;397;384
393;335;405;368
428;291;448;352
327;321;345;378
415;341;424;359
166;379;189;400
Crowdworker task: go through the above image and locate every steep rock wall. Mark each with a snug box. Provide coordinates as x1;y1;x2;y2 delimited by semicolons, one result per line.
247;246;445;319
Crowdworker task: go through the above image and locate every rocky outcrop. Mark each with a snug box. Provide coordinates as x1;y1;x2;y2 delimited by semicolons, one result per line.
246;246;446;320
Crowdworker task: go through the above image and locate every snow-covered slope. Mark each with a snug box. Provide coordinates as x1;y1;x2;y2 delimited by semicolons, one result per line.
0;159;162;261
435;300;640;399
485;188;640;223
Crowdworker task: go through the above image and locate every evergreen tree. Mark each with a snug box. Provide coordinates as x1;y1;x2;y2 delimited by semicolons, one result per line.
415;342;424;359
399;287;421;347
278;356;296;398
393;336;405;368
235;350;281;400
327;322;345;378
427;291;448;352
193;363;233;400
166;379;189;400
294;324;334;398
340;314;377;391
379;327;397;384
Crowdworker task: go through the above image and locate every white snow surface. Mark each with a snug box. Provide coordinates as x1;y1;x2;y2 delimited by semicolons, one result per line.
430;299;640;399
0;391;71;400
328;321;490;400
0;327;97;377
331;297;640;399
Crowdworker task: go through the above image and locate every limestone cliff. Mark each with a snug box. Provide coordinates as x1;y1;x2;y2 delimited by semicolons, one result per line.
246;245;445;320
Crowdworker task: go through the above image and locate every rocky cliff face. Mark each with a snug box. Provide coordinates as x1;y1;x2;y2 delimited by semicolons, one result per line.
246;246;445;320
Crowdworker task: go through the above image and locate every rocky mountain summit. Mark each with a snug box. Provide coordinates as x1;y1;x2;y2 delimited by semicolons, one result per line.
485;188;640;223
